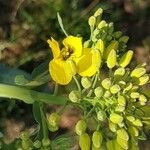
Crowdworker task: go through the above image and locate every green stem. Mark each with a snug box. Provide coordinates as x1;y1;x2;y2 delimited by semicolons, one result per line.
0;84;67;105
73;76;81;92
39;103;48;139
53;83;58;96
85;106;95;119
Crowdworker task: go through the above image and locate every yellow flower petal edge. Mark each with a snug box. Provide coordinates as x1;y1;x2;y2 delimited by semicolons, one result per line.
63;36;82;58
47;38;61;59
49;59;75;85
76;48;101;77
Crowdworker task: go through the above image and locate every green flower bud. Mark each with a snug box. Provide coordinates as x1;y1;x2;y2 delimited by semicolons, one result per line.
21;132;32;149
130;92;140;99
123;83;133;93
81;77;92;89
95;39;104;55
128;126;139;137
75;120;87;136
98;20;107;29
133;119;143;127
107;49;117;69
139;94;147;103
94;87;104;98
48;124;59;132
101;78;111;89
126;116;135;122
92;144;100;150
119;81;126;85
84;40;90;48
117;95;126;106
92;131;103;148
33;140;41;148
47;113;60;127
132;85;139;90
79;133;91;150
110;113;123;124
109;121;117;132
97;110;106;121
118;122;125;128
115;106;125;112
139;75;149;85
104;40;118;60
110;84;121;94
130;67;146;78
114;68;125;76
117;137;128;150
94;8;103;17
88;16;96;27
119;36;129;43
108;22;114;33
104;90;111;98
117;129;129;141
119;50;133;68
114;31;122;38
69;90;81;103
42;138;51;147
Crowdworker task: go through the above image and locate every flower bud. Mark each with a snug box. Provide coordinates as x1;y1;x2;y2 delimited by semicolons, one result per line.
117;129;129;141
109;121;117;132
110;84;120;94
117;95;126;106
119;36;129;43
110;113;123;124
104;90;111;98
101;78;111;89
128;126;139;137
79;133;91;150
33;140;41;148
47;113;60;127
81;77;92;89
107;49;117;69
114;68;125;76
75;120;87;136
95;39;104;55
104;40;118;60
117;137;128;150
88;16;96;27
94;87;104;98
123;83;133;93
130;92;140;99
139;94;147;103
92;131;103;148
130;67;146;78
94;8;103;17
115;106;125;112
119;50;133;68
114;31;122;38
97;110;106;121
42;138;51;147
84;40;90;48
108;22;114;33
133;119;143;127
126;116;135;122
98;20;107;29
69;90;81;103
48;124;59;132
138;75;149;85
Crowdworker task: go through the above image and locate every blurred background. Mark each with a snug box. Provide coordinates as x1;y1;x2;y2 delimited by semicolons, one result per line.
0;0;150;149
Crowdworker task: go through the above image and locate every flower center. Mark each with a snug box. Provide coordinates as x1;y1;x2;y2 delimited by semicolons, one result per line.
61;47;73;60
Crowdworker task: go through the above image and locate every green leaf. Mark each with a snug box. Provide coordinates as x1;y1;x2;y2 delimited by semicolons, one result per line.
0;84;67;105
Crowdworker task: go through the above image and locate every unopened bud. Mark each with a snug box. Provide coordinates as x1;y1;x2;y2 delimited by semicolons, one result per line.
114;68;125;76
117;95;126;106
110;84;121;94
92;131;103;148
128;126;139;137
88;16;96;27
114;31;122;38
94;8;103;17
33;140;41;148
75;120;87;136
130;67;146;78
119;36;129;43
130;92;140;99
139;75;149;85
81;77;92;89
79;133;91;150
107;49;116;69
97;110;106;121
133;119;143;127
69;90;81;103
104;90;111;98
117;129;129;141
126;116;135;122
95;39;104;55
42;138;51;147
119;50;133;68
110;113;123;124
94;87;104;98
98;20;107;29
47;113;60;127
101;78;111;89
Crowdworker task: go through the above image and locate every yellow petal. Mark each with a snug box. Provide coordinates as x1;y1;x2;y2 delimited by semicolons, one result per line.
63;36;82;57
49;59;75;85
47;38;61;58
76;48;101;77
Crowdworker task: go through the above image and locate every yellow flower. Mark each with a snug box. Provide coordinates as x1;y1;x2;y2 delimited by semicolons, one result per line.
48;36;101;85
